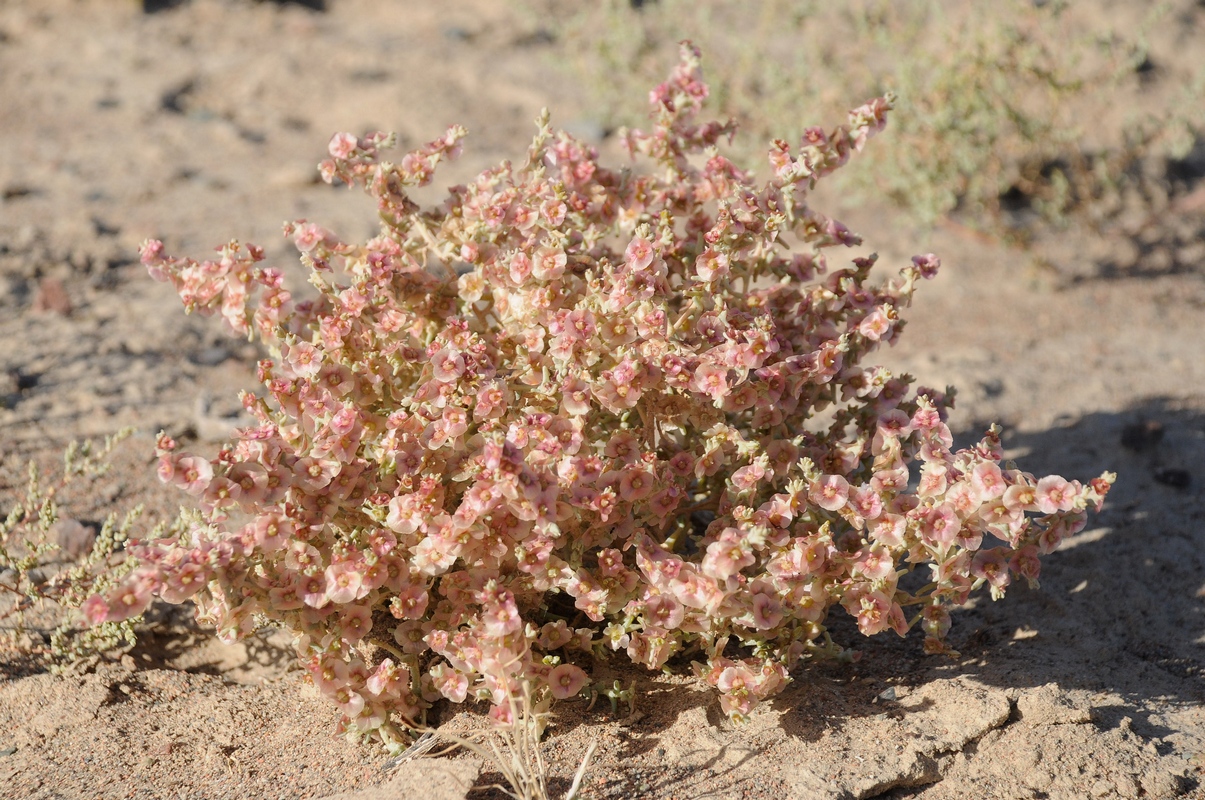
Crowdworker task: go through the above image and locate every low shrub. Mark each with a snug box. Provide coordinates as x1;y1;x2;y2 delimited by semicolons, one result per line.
85;44;1112;749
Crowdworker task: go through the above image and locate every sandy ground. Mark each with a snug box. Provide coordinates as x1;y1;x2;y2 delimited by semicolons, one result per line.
2;1;1204;798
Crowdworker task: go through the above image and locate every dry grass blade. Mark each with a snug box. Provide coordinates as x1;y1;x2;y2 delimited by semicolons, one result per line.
411;683;596;800
563;739;598;800
380;730;442;772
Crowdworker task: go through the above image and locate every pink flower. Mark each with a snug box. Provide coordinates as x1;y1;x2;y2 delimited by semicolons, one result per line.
810;474;849;512
1003;483;1038;513
328;132;359;159
366;659;405;698
313;656;349;695
541;198;567;227
971;548;1011;595
547;663;589;700
857;307;893;341
849;485;883;521
599;317;637;348
702;528;755;581
921;503;960;547
912;253;941;279
917;464;948;498
749;592;783;630
300;574;329;609
695;248;729;281
730;461;766;492
341;604;374;643
430;663;469;703
692;364;729;402
325;560;366;604
390;585;429;620
292;222;332;254
482;592;522;637
251;513;293;551
267;582;305;611
533;246;567;281
855;545;895;581
431;347;465;383
81;594;110;626
945;481;980;517
171;455;213;496
285;541;321;571
560;377;592;416
625;237;655;270
333;686;365;718
1034;475;1075;514
106;579;152;622
842;588;894;636
870;513;906;547
618;466;655;502
970;461;1006;501
294;456;339;493
644;594;685;630
160;562;206;604
509;251;533;284
228;462;269;505
1010;545;1042;586
394;621;429;655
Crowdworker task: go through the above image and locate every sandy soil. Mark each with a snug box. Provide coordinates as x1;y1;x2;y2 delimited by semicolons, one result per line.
2;1;1204;799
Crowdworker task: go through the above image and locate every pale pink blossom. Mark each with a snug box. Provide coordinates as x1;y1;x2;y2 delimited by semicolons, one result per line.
328;132;359;159
810;474;849;512
547;663;589;699
1034;475;1075;514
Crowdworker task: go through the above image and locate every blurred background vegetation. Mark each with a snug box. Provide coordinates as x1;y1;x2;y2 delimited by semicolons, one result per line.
526;0;1205;244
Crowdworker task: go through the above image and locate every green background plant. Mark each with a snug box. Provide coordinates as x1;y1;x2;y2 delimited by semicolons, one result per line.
537;0;1202;235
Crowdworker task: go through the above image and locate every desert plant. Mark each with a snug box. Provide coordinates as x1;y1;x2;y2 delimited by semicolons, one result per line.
84;44;1112;753
0;430;155;669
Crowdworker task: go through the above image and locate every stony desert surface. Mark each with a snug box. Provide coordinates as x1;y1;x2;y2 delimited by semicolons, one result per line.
2;2;1204;799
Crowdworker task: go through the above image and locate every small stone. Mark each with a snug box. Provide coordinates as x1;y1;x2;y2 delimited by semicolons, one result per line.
192;346;230;366
55;519;96;560
1153;468;1191;490
877;687;897;702
441;25;472;41
31;276;71;315
1;184;35;200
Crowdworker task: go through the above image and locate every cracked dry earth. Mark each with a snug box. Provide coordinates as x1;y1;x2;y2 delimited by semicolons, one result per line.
2;1;1205;799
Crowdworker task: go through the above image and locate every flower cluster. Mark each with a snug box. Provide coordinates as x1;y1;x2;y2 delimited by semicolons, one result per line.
85;44;1112;742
